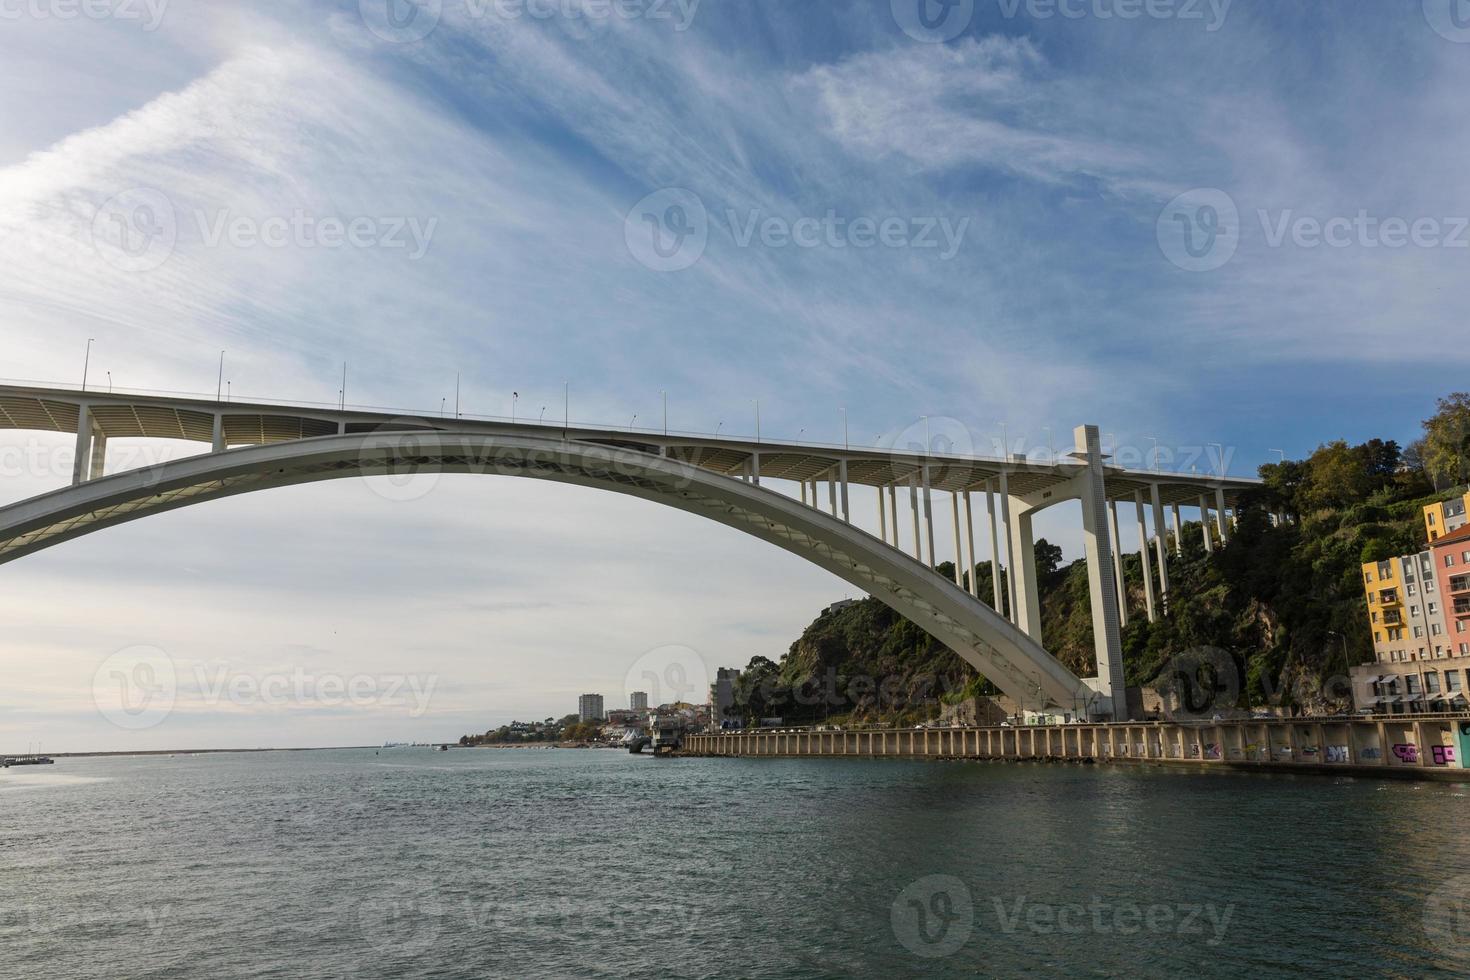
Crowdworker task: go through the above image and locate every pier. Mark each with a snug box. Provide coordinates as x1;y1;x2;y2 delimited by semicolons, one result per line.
683;714;1470;781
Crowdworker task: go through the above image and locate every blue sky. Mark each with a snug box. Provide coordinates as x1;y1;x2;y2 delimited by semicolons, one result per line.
1;0;1467;751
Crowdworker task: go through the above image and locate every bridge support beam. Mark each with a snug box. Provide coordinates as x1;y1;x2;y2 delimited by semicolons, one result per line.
1199;495;1215;554
212;413;225;453
921;464;936;570
1171;504;1183;557
1215;487;1230;545
839;460;849;523
1009;507;1042;643
1108;499;1128;628
876;482;885;539
1075;426;1127;718
986;481;1003;614
962;490;978;599
950;492;963;588
887;484;899;548
909;476;922;562
71;404;93;486
998;469;1017;622
1134;490;1157;623
1150;483;1169;616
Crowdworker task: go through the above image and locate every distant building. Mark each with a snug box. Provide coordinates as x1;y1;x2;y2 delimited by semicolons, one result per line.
577;693;605;722
1352;548;1467;713
1424;491;1470;543
629;691;648;711
711;667;738;725
823;599;858;616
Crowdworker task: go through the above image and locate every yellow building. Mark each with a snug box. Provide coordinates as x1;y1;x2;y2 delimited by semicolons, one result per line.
1424;492;1470;543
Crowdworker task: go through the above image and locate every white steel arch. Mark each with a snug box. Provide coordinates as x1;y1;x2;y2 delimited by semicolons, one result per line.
0;431;1099;714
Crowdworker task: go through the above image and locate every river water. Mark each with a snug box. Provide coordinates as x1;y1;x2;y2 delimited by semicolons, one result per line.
2;748;1468;978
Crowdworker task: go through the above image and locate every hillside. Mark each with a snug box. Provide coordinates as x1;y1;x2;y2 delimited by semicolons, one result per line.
722;395;1470;724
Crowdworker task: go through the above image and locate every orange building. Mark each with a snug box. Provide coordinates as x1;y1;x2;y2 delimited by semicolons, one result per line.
1424;491;1470;543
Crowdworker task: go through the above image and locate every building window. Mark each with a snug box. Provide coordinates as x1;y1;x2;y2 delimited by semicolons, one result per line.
1426;672;1441;694
1407;675;1421;694
1448;555;1456;567
1449;671;1463;692
1433;624;1443;636
1458;621;1466;634
1414;626;1424;638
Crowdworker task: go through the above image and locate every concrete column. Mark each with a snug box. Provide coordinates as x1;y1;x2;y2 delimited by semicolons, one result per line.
1215;487;1230;544
801;481;808;507
909;475;922;562
71;403;92;486
212;413;225;453
1108;499;1129;628
963;490;979;598
1150;483;1170;615
1171;504;1183;557
876;483;886;540
986;481;1004;614
1134;490;1157;622
1075;426;1127;720
888;484;900;548
950;492;964;587
88;428;107;481
839;460;849;523
1009;507;1042;643
828;471;837;515
750;451;761;486
998;469;1017;622
921;464;936;569
1199;496;1215;554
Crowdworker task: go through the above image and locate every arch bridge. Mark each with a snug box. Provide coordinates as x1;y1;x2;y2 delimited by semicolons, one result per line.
0;384;1258;719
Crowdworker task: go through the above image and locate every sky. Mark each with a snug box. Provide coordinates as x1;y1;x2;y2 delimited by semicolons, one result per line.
1;0;1467;751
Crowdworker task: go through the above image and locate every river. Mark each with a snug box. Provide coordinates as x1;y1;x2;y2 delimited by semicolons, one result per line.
2;748;1467;978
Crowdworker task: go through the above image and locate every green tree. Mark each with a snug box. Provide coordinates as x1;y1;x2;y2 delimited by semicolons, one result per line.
1422;392;1470;489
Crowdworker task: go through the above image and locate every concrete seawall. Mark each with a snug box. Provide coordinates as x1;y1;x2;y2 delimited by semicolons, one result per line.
683;715;1470;781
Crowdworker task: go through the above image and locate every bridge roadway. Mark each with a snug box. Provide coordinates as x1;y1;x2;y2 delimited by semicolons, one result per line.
0;382;1259;719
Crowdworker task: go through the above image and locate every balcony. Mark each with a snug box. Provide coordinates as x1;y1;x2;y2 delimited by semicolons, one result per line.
1449;575;1470;594
1382;610;1403;626
1455;598;1470;617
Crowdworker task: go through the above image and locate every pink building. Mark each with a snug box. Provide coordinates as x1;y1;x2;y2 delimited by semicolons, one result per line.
1431;523;1470;665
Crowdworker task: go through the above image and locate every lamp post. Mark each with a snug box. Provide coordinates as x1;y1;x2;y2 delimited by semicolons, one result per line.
107;371;112;394
216;350;225;402
662;390;667;436
840;407;848;451
1208;442;1224;477
81;338;95;391
1147;435;1159;473
512;392;518;423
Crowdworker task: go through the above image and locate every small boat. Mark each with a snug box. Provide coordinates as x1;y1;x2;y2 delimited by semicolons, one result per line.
2;756;55;767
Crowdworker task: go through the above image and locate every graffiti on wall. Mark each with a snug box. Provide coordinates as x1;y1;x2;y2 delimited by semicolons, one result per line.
1325;745;1350;763
1393;743;1419;764
1431;744;1456;766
